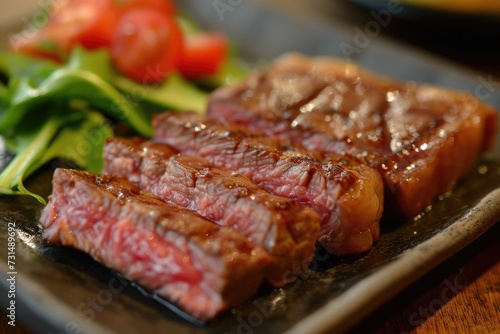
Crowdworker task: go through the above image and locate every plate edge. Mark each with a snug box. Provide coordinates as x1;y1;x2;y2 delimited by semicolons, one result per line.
285;187;500;334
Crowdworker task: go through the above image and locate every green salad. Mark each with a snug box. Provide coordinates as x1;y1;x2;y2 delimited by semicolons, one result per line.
0;0;247;203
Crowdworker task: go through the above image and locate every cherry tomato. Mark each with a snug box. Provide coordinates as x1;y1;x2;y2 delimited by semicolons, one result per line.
116;0;176;16
177;33;228;80
111;8;183;84
10;0;119;60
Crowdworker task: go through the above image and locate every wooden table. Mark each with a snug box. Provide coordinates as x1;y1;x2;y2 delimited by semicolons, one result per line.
2;1;500;333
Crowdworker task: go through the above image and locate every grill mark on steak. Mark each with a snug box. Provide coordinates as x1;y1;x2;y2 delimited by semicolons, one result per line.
40;169;270;321
207;53;498;218
103;137;321;287
153;112;384;255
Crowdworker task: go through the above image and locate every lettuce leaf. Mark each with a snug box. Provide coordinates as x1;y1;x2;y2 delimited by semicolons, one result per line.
0;46;216;202
0;48;152;137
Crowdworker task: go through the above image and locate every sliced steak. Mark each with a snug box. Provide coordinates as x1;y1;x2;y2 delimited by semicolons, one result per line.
208;53;498;218
153;113;384;255
41;168;270;321
103;137;321;287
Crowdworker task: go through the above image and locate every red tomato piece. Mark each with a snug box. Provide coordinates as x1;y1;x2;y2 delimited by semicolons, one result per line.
9;33;65;63
111;8;183;84
10;0;119;60
116;0;176;16
51;0;119;50
177;32;228;80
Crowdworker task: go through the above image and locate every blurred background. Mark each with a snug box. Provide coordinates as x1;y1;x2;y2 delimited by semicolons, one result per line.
3;0;500;76
1;1;499;334
253;0;500;76
0;0;39;27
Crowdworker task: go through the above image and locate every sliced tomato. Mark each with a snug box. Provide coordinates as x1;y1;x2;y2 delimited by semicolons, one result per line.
57;0;118;49
111;8;183;84
10;0;119;60
9;32;65;63
177;32;228;80
115;0;176;16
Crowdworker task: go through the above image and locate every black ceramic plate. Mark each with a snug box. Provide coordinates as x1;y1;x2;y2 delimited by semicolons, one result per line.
1;1;500;334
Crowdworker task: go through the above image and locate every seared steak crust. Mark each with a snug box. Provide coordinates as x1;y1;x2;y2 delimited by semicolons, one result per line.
208;53;498;217
103;137;321;287
39;52;499;322
153;113;384;255
41;169;270;320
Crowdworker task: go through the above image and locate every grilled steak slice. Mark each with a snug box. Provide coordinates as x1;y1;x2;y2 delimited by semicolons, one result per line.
208;53;498;218
103;137;321;287
153;113;384;255
41;168;270;320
